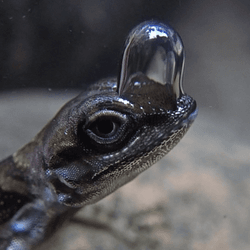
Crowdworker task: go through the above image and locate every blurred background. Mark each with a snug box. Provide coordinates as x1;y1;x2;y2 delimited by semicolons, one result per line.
1;0;250;249
1;0;250;143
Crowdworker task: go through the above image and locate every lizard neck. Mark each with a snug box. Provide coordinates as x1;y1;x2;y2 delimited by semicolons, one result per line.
0;148;80;248
0;133;72;226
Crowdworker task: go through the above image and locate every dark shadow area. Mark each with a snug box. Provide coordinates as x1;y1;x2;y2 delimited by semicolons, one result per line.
0;0;190;90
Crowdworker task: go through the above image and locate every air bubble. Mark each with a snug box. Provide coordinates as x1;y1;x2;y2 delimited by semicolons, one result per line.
117;21;185;99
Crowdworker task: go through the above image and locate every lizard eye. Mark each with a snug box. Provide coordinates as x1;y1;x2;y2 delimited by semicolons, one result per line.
83;110;130;147
89;117;120;138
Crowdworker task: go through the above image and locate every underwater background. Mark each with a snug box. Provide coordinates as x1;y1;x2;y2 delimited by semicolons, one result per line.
1;1;250;249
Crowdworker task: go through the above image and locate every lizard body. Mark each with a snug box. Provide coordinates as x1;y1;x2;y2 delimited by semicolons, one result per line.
0;21;197;249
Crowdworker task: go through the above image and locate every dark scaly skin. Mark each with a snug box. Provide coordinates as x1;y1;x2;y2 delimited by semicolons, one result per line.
0;21;197;250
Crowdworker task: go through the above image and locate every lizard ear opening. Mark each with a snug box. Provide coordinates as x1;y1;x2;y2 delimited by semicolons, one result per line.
117;21;185;100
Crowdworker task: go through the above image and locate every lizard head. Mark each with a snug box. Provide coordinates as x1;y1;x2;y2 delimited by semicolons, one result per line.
40;21;197;207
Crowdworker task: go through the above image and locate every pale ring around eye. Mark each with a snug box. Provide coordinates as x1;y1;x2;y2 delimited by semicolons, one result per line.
83;110;129;145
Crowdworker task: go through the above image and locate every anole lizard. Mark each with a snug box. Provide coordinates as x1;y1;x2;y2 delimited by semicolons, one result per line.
0;21;197;250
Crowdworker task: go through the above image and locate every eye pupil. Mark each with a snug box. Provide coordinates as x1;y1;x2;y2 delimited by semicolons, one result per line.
97;119;115;135
84;112;129;148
